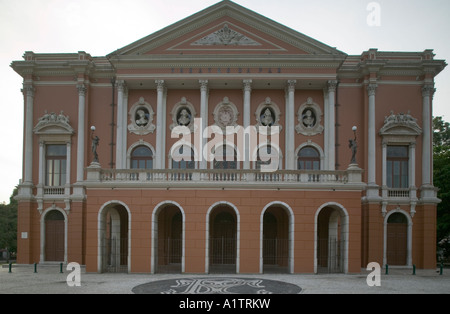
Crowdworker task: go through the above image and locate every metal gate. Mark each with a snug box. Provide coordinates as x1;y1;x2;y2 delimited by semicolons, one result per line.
157;238;182;273
102;237;128;273
209;237;236;273
263;238;289;273
317;238;344;273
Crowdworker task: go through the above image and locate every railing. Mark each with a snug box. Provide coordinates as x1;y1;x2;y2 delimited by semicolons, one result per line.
95;168;354;185
387;188;411;198
43;186;65;195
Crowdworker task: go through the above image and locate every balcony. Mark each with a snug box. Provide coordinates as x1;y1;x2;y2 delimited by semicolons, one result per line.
85;164;365;191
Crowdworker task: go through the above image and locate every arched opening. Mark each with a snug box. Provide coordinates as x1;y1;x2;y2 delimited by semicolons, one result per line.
99;203;130;273
262;207;290;273
44;210;65;262
208;205;238;274
297;146;320;170
130;145;153;169
387;212;408;266
316;205;348;273
155;205;183;273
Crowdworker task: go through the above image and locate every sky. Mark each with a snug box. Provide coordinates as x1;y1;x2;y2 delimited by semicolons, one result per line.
0;0;449;203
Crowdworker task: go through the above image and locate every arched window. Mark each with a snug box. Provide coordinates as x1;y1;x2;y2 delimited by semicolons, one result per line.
214;145;237;170
172;146;195;169
131;146;153;169
256;145;272;170
297;147;320;170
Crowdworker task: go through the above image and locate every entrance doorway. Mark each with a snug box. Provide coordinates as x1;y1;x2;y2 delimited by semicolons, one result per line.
387;213;408;266
316;205;348;273
99;203;130;273
44;210;65;262
155;206;183;273
262;208;289;273
208;205;238;274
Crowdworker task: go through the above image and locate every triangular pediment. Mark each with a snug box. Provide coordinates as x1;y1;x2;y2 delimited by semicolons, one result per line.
109;0;346;58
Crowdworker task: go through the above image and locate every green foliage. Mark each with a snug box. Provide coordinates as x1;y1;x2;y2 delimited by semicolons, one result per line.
434;116;450;262
0;187;18;256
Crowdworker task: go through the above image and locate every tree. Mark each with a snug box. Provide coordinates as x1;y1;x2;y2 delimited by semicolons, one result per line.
433;116;450;262
0;187;18;260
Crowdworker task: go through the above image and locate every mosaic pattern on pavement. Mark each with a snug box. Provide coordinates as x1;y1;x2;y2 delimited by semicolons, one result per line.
132;277;302;294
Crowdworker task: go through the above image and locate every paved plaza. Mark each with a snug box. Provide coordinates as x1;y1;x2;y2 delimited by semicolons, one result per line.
0;264;449;294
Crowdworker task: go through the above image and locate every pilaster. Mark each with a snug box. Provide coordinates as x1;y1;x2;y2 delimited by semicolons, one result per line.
366;83;380;199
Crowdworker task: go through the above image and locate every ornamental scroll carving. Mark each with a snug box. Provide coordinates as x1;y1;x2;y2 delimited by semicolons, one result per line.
191;24;261;46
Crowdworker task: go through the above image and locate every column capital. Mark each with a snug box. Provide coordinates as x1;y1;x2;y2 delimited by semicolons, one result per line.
116;80;127;93
199;79;209;91
77;83;87;96
367;83;378;96
327;80;338;92
22;83;35;98
287;80;296;92
243;79;252;92
422;83;435;97
155;79;165;91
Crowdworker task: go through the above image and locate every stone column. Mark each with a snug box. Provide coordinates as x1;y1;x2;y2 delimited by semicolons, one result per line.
421;84;433;187
327;80;338;171
76;83;86;181
243;79;252;169
199;80;209;169
155;80;165;169
286;80;296;170
115;80;126;169
23;83;35;185
367;83;379;198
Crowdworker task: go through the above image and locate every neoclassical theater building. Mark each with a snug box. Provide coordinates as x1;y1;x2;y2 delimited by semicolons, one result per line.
12;0;446;274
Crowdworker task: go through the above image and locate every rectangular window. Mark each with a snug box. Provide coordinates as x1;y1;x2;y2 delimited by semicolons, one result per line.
387;146;409;188
45;144;67;186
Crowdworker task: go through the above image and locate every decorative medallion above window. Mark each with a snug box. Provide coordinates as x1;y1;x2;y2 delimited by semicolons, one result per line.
170;97;197;132
255;97;282;133
213;97;239;132
295;97;324;136
128;97;156;135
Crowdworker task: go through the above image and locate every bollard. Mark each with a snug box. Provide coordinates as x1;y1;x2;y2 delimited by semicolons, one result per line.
34;263;37;273
8;263;12;273
412;264;416;275
385;264;389;275
440;263;443;275
60;263;63;274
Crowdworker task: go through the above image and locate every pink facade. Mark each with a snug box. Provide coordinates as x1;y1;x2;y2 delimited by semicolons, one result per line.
11;1;446;273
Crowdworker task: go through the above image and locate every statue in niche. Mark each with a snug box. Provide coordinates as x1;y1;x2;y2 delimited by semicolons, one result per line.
302;109;316;128
135;108;149;126
177;108;192;126
260;108;274;126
